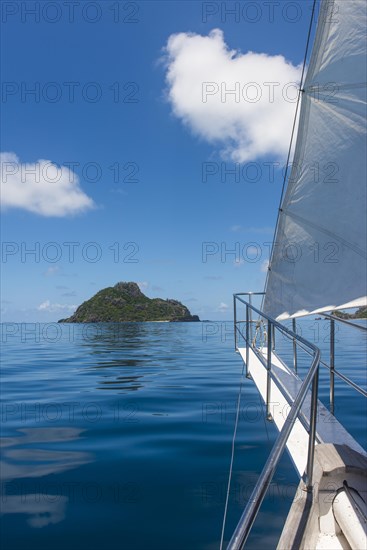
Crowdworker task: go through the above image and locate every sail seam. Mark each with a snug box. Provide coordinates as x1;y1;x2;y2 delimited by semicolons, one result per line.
283;210;367;258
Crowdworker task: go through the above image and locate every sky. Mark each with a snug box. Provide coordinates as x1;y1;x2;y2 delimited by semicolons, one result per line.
1;0;317;322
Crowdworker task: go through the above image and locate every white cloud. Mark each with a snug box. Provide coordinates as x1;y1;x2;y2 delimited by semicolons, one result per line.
44;266;61;277
164;29;302;162
230;225;243;233
1;152;94;217
37;300;77;313
218;302;229;311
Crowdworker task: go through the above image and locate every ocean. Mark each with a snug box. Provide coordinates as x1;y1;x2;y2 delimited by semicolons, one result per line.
1;319;366;549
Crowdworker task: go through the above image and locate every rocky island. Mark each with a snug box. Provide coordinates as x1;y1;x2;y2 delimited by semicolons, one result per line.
331;306;367;320
58;282;200;323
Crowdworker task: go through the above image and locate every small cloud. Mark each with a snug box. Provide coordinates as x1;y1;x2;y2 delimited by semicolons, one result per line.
152;285;164;292
204;275;223;280
1;152;95;217
56;285;68;290
218;302;229;312
37;300;76;313
245;245;262;261
61;291;76;297
44;265;61;277
234;258;244;268
185;298;198;302
230;225;243;233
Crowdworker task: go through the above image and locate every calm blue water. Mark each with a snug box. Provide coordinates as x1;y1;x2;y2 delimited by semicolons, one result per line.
1;320;366;549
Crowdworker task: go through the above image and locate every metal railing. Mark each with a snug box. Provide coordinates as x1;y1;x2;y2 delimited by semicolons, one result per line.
229;293;367;549
228;293;321;550
321;312;367;415
288;314;367;411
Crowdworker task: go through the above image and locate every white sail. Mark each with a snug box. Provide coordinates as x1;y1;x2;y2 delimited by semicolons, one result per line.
264;0;367;320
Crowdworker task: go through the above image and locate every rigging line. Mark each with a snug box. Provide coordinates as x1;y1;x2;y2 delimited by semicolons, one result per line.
261;0;318;311
219;359;246;550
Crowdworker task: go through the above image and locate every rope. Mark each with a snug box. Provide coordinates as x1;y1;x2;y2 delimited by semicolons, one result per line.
252;320;267;348
261;0;318;312
219;360;246;550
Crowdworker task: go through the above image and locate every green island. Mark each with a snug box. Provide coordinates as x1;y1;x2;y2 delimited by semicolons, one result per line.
331;306;367;320
58;282;200;323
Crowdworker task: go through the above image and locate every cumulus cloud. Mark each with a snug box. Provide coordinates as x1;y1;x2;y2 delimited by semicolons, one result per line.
37;300;77;313
1;152;94;217
218;302;229;312
163;29;302;162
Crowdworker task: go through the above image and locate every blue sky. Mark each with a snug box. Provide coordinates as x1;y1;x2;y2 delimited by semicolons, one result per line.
1;0;316;322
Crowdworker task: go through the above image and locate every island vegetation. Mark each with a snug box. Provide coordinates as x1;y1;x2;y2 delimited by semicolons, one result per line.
58;282;200;323
331;306;367;320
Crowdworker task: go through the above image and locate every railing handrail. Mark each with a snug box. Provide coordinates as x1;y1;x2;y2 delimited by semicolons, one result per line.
234;294;320;356
234;292;266;296
228;294;321;550
235;292;367;332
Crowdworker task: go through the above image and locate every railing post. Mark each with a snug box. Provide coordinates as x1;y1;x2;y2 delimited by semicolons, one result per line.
330;319;335;415
248;294;253;343
234;295;238;352
246;304;250;378
305;366;319;490
292;318;298;373
266;320;272;420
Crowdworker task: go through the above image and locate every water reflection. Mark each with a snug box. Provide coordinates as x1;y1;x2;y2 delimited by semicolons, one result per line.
1;427;91;528
3;495;68;529
98;375;144;391
77;322;188;392
79;322;189;353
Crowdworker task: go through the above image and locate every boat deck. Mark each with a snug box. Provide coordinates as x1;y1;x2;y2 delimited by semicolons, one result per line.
238;346;366;475
237;346;367;550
